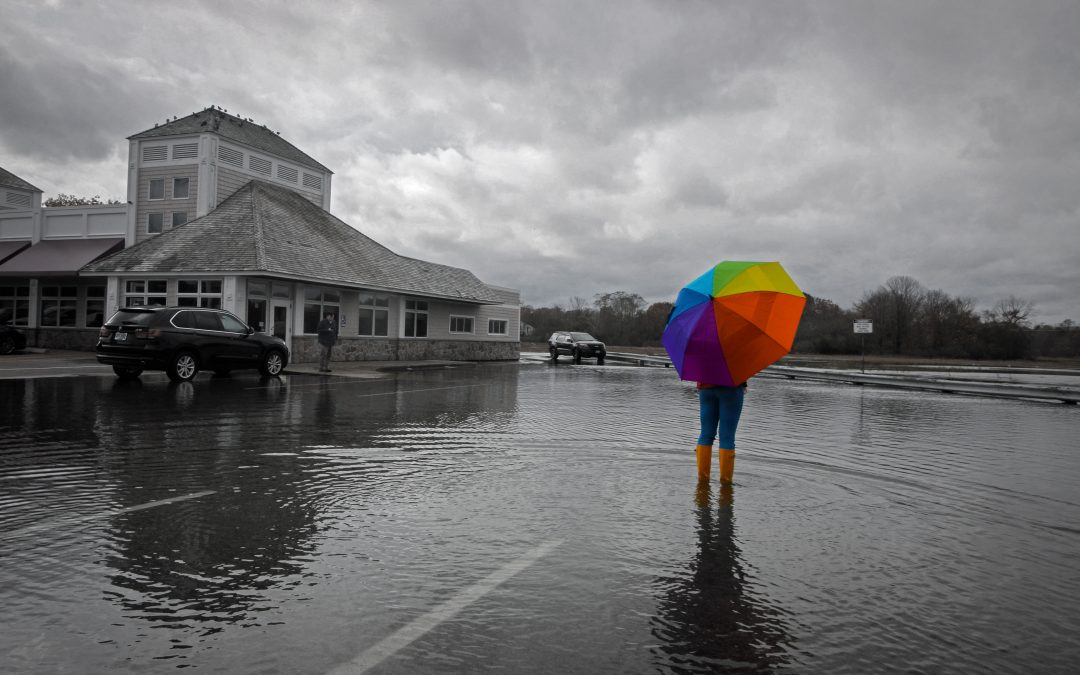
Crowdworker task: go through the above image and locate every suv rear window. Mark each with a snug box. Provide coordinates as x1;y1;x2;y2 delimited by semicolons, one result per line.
106;309;158;327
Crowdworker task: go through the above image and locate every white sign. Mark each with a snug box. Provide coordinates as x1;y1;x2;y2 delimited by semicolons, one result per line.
853;319;873;334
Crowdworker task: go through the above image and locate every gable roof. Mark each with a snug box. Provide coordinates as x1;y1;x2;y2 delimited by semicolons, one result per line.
129;107;331;173
81;180;503;304
0;166;42;193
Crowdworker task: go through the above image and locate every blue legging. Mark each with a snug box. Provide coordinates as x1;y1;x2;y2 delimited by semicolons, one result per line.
697;387;745;448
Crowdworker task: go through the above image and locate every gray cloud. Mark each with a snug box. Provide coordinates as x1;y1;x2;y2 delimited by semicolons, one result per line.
3;0;1079;323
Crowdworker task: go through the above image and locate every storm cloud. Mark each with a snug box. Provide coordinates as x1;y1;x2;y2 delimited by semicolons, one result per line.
3;0;1078;322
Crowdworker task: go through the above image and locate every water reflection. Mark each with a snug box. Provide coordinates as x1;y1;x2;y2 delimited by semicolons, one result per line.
651;483;796;672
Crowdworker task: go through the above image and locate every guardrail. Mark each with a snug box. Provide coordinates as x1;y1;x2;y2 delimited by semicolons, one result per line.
521;351;1079;404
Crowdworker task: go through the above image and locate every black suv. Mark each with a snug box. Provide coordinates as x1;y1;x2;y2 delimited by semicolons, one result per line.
97;307;289;381
1;322;27;355
548;331;606;364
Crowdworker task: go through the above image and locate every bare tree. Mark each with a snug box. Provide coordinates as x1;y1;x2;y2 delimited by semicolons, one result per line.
991;296;1035;327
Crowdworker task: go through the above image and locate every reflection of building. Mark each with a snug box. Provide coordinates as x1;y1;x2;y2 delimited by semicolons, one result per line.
651;486;795;670
1;107;520;362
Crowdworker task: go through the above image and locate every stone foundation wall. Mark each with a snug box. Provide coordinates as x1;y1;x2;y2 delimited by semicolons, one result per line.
31;328;100;351
292;337;519;363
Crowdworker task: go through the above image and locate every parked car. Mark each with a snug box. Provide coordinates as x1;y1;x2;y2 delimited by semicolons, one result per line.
96;306;289;381
548;331;606;364
1;322;27;355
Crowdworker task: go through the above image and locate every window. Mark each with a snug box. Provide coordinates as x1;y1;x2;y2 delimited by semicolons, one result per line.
488;319;508;335
404;300;428;338
40;286;78;327
148;213;163;234
86;286;105;328
149;179;164;200
177;279;222;308
0;285;30;325
303;287;341;333
247;281;268;332
172;212;187;227
358;294;389;337
173;178;189;199
220;313;248;333
449;315;474;334
125;279;167;307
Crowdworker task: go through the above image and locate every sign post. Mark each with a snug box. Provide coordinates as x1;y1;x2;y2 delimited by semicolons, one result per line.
853;319;873;373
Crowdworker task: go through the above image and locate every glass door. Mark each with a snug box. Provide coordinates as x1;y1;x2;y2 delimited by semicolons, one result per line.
271;303;290;341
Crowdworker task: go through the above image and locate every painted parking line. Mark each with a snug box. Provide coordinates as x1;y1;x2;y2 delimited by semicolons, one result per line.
0;365;108;371
245;381;490;398
327;539;564;675
0;490;216;541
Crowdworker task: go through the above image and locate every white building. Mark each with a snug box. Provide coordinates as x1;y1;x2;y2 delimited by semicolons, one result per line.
0;107;520;362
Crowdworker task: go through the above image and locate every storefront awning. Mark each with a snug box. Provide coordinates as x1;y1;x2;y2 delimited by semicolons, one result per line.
0;237;125;276
0;240;31;265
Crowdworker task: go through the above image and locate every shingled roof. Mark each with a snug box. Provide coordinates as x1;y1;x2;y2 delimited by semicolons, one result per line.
129;107;330;173
0;166;42;192
81;181;502;304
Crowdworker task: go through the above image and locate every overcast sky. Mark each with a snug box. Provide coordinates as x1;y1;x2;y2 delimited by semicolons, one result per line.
4;1;1079;323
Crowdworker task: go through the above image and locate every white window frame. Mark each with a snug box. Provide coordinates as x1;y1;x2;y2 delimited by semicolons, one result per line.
124;279;168;307
147;212;164;234
403;299;429;338
148;178;165;200
488;319;509;336
39;285;78;327
0;285;30;325
85;285;106;328
358;294;390;337
303;287;341;334
173;177;189;199
176;279;223;308
449;314;474;334
171;211;187;227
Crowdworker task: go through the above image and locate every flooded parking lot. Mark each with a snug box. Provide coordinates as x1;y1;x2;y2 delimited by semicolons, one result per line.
2;363;1079;673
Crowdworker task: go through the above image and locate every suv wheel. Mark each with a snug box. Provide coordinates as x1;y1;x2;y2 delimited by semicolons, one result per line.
0;336;14;355
167;351;199;382
259;349;285;376
572;348;582;364
113;365;143;379
549;347;558;361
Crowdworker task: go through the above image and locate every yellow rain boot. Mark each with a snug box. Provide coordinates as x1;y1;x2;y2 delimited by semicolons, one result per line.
718;448;736;483
695;444;712;481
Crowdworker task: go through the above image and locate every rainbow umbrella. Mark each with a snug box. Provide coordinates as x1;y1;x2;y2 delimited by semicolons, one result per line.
662;261;806;386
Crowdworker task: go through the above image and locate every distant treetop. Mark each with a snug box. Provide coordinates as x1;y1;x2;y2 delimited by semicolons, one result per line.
44;194;123;207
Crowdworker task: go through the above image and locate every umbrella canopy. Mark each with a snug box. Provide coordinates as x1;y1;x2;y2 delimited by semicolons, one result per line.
662;261;806;386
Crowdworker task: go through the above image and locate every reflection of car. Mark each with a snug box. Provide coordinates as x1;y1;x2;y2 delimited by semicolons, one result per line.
96;307;289;381
548;331;606;364
1;322;27;355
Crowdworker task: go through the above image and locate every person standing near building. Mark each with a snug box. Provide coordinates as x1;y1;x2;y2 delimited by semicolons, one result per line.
317;312;337;372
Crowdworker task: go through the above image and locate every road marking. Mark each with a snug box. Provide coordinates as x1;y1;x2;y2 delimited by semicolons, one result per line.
245;381;490;397
1;490;216;541
0;365;108;371
326;539;564;675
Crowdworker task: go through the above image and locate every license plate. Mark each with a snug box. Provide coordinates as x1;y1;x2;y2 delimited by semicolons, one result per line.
114;332;128;342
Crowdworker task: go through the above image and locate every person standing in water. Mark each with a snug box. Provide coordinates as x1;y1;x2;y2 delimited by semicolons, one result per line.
694;381;747;483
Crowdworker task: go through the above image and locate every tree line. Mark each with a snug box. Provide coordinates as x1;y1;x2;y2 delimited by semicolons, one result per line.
521;277;1079;360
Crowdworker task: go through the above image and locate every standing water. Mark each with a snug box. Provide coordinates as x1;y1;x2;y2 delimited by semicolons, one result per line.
1;364;1078;673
